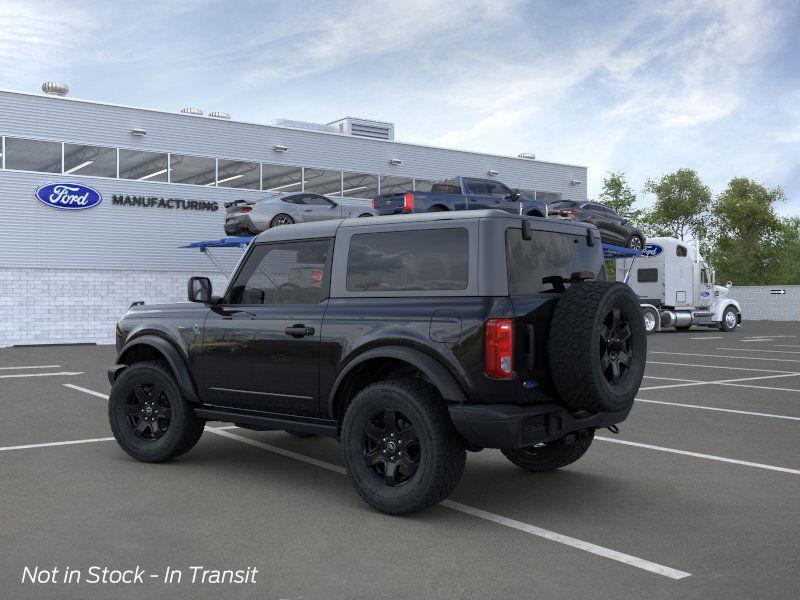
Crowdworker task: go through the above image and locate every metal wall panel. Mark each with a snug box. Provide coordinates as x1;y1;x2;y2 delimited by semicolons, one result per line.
0;89;588;273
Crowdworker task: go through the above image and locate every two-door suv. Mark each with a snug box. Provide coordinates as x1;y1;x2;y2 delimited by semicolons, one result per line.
108;210;646;514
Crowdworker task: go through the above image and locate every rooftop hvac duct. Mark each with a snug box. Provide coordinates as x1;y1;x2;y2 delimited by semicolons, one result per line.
518;152;536;160
180;107;203;116
269;119;337;134
209;111;230;119
42;82;69;96
328;117;395;141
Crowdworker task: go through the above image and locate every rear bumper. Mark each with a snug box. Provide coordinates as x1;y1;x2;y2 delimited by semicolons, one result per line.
448;401;632;450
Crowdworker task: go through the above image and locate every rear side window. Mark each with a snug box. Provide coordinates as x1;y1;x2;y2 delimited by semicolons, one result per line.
637;268;658;283
430;180;462;194
506;228;603;294
347;229;468;291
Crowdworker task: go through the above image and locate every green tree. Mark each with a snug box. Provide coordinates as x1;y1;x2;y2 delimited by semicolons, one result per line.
599;171;643;226
642;169;711;241
706;177;788;285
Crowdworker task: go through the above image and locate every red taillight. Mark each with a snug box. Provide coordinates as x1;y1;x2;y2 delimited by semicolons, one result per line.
241;207;252;213
484;318;514;379
402;193;414;211
560;209;577;215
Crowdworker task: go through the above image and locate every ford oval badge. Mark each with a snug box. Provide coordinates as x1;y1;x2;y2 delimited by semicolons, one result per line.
642;243;663;257
35;183;102;210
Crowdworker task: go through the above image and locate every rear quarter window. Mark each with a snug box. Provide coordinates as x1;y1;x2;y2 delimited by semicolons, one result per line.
346;229;468;291
506;228;603;294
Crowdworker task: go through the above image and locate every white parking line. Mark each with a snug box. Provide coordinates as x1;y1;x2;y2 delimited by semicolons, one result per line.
0;371;84;379
63;383;110;399
639;372;800;391
635;398;800;421
0;437;115;452
651;351;800;364
647;360;797;374
740;339;774;342
0;365;61;370
716;348;800;354
596;437;800;475
207;427;691;580
643;375;703;383
690;336;723;340
776;344;800;349
717;382;800;394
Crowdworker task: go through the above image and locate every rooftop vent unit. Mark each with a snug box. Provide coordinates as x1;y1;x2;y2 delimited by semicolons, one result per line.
329;117;395;141
209;111;230;119
269;119;337;134
180;107;203;116
42;82;69;97
518;152;536;160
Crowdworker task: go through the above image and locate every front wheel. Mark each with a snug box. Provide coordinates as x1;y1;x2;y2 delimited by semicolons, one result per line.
108;361;204;462
720;306;738;332
643;307;658;335
502;430;594;472
341;380;465;515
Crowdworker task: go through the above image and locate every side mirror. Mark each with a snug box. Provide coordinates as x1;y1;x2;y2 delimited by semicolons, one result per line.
329;201;339;208
188;276;212;303
726;281;732;289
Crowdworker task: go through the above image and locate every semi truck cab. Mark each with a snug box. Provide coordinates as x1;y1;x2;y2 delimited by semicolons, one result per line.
616;237;742;333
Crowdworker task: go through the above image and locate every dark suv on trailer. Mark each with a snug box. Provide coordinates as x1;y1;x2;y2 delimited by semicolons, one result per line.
549;200;646;249
108;210;646;514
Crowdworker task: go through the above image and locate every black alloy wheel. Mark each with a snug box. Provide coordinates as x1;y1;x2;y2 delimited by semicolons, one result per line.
363;408;420;486
126;383;172;440
599;307;632;384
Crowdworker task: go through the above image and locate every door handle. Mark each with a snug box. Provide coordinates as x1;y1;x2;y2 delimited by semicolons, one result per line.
285;324;315;338
303;208;313;212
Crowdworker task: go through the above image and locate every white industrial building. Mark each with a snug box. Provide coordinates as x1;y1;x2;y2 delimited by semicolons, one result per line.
0;84;588;346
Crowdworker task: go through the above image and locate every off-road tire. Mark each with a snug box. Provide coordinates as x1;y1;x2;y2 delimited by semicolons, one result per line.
341;380;465;515
108;361;204;463
502;430;595;472
548;281;646;413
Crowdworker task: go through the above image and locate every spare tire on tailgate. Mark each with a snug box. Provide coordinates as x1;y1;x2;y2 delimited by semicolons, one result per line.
548;281;646;413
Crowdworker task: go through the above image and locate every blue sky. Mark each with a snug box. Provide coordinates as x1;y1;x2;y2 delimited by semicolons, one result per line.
2;0;799;213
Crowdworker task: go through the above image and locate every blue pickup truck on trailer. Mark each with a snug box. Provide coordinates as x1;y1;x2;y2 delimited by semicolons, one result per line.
372;177;548;217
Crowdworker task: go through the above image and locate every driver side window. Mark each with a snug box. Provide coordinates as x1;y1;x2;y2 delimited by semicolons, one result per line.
228;239;332;305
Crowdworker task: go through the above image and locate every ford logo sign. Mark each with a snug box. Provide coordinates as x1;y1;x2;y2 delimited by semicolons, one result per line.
35;183;102;210
701;290;710;297
642;243;663;257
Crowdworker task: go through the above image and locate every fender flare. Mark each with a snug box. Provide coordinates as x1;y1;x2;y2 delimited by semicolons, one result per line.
327;346;467;417
114;335;200;403
714;299;742;322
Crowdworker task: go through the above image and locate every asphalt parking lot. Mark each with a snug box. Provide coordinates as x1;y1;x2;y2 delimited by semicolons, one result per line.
2;321;800;600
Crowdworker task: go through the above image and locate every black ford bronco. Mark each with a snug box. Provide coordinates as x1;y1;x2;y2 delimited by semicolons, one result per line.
108;210;646;514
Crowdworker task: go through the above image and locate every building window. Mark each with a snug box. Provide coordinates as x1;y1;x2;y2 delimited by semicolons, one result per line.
170;154;216;186
119;149;169;182
341;172;378;198
262;163;302;193
304;168;342;196
63;144;117;177
379;175;413;195
347;229;469;292
4;138;61;173
217;159;260;189
414;178;436;192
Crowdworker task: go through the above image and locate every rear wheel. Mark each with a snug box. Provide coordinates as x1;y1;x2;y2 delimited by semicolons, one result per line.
502;430;594;472
108;361;204;462
720;306;738;332
627;235;644;250
341;380;465;514
270;213;294;227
